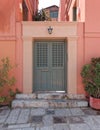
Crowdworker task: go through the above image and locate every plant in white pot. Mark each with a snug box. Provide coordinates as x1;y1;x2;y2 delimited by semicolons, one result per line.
81;57;100;110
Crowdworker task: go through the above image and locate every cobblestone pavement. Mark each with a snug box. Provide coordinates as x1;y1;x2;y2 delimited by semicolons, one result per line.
0;106;100;130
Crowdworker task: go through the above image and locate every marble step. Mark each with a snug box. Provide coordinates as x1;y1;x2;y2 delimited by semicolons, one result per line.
12;99;88;108
15;93;85;100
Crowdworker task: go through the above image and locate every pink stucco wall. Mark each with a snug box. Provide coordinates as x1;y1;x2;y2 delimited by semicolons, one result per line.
0;0;16;35
58;0;66;21
0;0;38;94
78;0;85;21
77;23;85;94
84;0;100;62
85;0;100;32
59;0;100;94
77;0;100;94
84;0;100;64
0;0;100;96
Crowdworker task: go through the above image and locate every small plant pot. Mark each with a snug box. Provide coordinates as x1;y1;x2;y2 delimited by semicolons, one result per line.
89;96;100;110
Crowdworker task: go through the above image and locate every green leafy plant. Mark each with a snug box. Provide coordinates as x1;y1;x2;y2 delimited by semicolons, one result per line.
33;9;51;21
0;96;6;103
81;57;100;98
0;57;16;87
0;57;18;105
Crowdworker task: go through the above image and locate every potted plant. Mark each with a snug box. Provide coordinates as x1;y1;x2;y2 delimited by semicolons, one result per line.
81;57;100;110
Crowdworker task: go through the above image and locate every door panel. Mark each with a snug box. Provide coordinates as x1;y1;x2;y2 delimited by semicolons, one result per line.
34;41;66;91
52;70;64;91
34;42;50;91
51;42;65;91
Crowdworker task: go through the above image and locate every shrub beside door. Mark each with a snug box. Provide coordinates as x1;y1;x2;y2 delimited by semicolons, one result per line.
81;57;100;110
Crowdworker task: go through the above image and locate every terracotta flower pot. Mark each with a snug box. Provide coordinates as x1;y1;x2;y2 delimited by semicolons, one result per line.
89;96;100;110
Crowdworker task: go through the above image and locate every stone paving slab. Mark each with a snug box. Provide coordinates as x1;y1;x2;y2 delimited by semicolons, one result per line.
12;100;49;108
66;94;85;99
0;109;10;124
91;116;100;124
77;100;88;107
81;107;99;115
55;108;71;116
67;116;84;124
49;100;68;108
46;109;55;115
12;99;88;108
13;128;35;130
37;93;66;100
37;124;70;130
15;93;87;100
0;107;100;130
69;123;91;130
70;108;85;116
31;108;45;116
8;123;31;129
16;94;36;99
53;116;67;124
37;126;54;130
17;109;30;124
92;129;100;130
0;124;8;130
30;116;43;125
5;108;21;125
54;123;70;130
49;99;88;108
43;115;53;126
82;115;100;130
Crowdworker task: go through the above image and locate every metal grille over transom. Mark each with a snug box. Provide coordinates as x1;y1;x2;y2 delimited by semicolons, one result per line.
34;41;66;91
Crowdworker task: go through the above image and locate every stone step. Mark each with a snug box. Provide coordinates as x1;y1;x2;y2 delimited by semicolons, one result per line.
16;94;37;100
12;99;88;108
16;93;85;100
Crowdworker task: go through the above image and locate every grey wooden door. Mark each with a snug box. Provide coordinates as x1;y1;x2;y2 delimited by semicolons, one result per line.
34;41;66;91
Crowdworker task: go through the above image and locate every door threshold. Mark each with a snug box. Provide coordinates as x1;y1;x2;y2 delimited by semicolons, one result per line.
34;91;66;94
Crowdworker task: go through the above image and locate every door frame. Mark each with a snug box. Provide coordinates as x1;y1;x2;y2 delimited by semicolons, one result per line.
33;40;67;92
23;37;77;95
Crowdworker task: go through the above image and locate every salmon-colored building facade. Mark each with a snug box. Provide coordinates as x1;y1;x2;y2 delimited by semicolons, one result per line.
0;0;38;93
0;0;100;97
59;0;100;94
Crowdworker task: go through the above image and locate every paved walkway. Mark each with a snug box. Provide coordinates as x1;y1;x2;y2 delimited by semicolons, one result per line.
0;106;100;130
